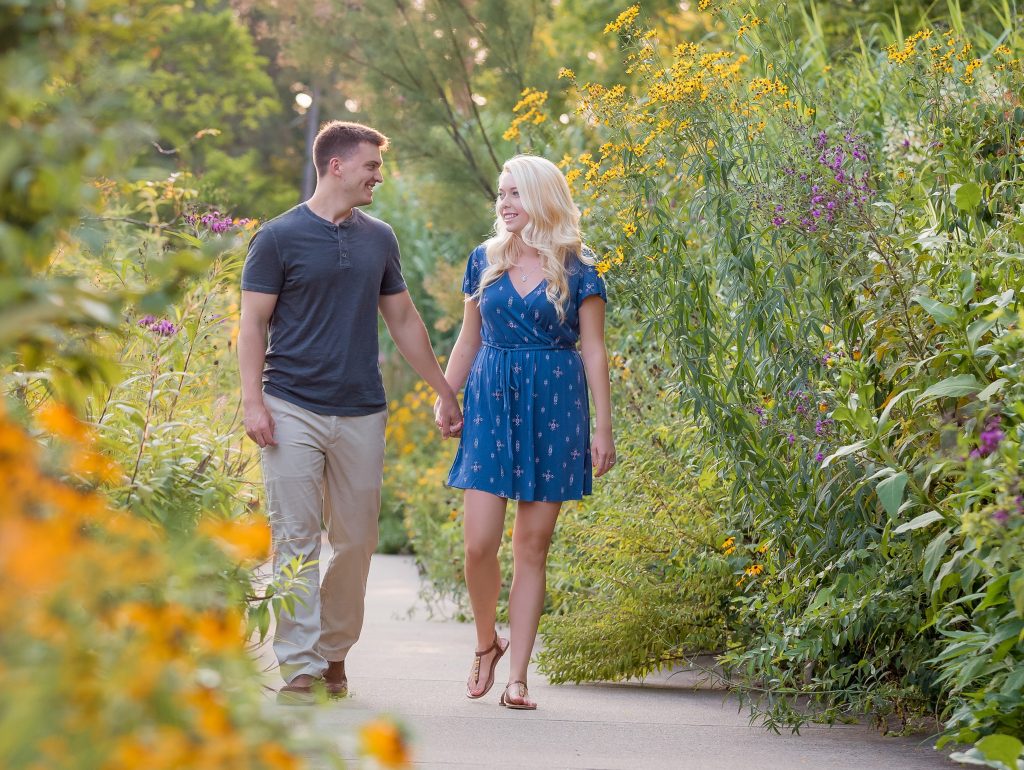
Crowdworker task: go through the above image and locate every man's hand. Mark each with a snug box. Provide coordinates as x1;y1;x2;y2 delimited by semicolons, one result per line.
433;392;464;440
244;402;277;448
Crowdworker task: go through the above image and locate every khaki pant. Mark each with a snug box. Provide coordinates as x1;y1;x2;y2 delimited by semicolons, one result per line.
260;393;387;683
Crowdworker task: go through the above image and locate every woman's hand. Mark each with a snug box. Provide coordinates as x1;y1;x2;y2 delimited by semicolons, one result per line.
591;425;616;477
434;392;463;439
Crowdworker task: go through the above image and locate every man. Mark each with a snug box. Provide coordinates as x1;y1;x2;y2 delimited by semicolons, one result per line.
238;120;462;703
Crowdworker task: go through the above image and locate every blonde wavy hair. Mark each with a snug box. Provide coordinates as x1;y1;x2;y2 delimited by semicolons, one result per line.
477;154;593;322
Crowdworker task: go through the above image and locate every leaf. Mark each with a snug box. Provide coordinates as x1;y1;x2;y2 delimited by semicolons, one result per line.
807;587;833;612
876;471;908;517
1002;667;1024;696
978;379;1007;402
822;440;868;468
948;747;1009;767
975;575;1011;613
894;510;943;534
954;181;982;211
967;317;998;351
924;530;952;584
878;388;917;430
976;734;1024;770
915;374;984;406
1012;574;1024;618
915;295;957;325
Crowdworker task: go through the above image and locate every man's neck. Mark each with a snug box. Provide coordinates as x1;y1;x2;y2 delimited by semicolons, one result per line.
305;190;356;224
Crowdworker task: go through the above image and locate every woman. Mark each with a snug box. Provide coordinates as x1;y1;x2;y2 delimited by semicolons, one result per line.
435;154;615;709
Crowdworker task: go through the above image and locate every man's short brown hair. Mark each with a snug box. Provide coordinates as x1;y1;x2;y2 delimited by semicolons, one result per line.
313;121;390;177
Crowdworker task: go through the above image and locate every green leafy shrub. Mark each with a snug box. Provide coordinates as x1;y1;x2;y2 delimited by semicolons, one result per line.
539;332;734;682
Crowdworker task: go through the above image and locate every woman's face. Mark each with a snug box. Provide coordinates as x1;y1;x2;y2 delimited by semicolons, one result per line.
497;171;529;234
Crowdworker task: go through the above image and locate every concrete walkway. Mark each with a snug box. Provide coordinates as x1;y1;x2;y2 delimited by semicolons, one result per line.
259;554;956;769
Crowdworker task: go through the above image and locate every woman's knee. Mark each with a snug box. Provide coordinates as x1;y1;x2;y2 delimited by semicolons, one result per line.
464;536;499;565
512;533;551;566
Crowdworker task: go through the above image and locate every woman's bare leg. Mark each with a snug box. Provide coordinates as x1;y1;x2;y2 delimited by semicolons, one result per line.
505;499;561;706
463;489;508;696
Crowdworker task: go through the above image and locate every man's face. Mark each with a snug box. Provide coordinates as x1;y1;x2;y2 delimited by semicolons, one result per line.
336;142;384;205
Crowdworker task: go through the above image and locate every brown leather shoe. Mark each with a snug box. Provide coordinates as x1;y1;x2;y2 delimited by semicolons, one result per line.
325;660;348;698
277;674;318;705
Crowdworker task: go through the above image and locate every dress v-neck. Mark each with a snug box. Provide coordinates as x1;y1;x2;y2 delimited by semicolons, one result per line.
506;270;546;301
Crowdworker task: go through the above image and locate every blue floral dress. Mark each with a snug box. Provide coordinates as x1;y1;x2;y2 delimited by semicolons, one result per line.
447;245;607;502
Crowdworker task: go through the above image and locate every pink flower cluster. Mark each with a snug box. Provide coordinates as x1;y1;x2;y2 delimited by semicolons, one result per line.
137;315;178;337
971;417;1005;459
186;210;252;234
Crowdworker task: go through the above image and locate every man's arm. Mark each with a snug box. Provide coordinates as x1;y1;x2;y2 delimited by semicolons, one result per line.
238;290;279;447
378;290;463;438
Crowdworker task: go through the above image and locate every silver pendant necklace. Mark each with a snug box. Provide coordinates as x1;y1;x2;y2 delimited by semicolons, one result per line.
516;262;541;283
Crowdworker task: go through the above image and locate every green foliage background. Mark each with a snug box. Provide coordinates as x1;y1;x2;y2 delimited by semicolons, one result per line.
6;0;1024;767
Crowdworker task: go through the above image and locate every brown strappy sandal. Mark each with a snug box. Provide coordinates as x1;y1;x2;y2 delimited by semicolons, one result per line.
499;680;537;710
466;632;509;699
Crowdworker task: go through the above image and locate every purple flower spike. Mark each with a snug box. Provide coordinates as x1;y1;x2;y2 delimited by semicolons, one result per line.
815;452;825;463
992;509;1009;525
138;316;179;337
152;320;178;337
976;423;1005;457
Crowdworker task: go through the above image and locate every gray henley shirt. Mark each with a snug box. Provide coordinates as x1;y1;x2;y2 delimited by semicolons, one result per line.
241;203;407;416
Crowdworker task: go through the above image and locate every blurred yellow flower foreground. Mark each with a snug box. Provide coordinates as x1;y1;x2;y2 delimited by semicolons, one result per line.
0;400;414;769
0;401;298;770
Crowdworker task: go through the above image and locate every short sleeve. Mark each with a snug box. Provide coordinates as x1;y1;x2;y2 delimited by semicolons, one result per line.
380;226;407;295
241;226;285;294
575;261;607;306
462;246;484;296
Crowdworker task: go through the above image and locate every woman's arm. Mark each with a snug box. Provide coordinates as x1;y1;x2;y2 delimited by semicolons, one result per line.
579;295;615;477
434;297;483;435
444;297;484;391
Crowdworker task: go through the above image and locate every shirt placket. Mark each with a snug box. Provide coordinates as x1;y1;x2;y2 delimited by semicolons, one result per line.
336;223;350;269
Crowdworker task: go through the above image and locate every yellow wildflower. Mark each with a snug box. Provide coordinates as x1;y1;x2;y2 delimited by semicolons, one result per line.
37;401;92;445
198;516;271;563
604;5;639;34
